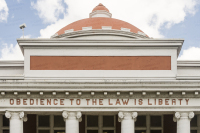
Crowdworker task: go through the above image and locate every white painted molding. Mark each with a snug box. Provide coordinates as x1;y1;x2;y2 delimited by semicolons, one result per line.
104;92;107;95
156;92;160;95
65;29;74;33
52;92;56;95
91;92;95;96
82;27;92;30
0;60;24;67
138;31;146;36
27;92;31;95
65;92;69;95
142;92;146;95
177;60;200;67
117;92;120;96
14;92;18;95
169;92;173;95
40;92;43;95
121;28;130;32
182;92;186;95
89;10;112;18
195;92;199;95
78;92;82;96
102;26;112;30
1;92;5;95
129;92;133;95
51;33;58;38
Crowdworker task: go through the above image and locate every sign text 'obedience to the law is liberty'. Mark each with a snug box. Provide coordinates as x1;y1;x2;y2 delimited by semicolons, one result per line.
6;98;192;106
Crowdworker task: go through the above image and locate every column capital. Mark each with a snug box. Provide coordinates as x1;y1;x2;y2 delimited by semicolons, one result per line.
173;112;194;122
5;111;28;122
118;111;138;122
62;111;82;122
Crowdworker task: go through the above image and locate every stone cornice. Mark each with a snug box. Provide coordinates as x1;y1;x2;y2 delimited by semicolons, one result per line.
17;38;183;56
177;60;200;67
0;60;24;67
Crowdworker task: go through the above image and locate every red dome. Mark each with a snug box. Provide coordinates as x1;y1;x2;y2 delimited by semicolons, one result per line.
55;3;148;37
56;17;146;36
92;3;109;12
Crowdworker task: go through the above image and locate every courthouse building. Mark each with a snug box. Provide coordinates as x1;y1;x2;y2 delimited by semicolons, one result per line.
1;3;200;133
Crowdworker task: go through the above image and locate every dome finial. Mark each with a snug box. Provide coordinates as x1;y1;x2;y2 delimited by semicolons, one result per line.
92;3;109;12
90;3;112;18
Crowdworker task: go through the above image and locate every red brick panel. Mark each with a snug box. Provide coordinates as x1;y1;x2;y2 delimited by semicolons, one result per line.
30;56;171;70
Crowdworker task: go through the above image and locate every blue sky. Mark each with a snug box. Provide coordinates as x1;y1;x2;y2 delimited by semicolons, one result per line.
0;0;200;60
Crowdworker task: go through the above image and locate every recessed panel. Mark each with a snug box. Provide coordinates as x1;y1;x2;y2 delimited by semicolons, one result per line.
30;56;171;70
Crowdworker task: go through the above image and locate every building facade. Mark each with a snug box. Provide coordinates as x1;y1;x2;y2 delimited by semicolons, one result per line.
0;3;200;133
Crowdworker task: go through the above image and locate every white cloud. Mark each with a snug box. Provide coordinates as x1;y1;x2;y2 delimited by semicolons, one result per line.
34;0;198;38
0;35;31;60
178;47;200;60
0;0;9;22
0;43;24;60
31;0;65;24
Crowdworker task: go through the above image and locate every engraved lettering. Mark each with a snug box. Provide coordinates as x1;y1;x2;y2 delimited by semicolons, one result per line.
108;99;113;105
86;99;90;105
70;99;74;105
185;99;189;105
139;99;143;105
17;99;20;105
47;99;51;105
60;99;64;105
40;99;44;105
159;99;163;105
10;99;14;105
76;99;81;105
99;99;103;105
178;99;182;105
165;99;169;105
30;99;34;105
148;99;152;105
116;99;121;105
172;99;176;105
23;99;27;105
92;99;97;105
54;99;58;105
122;99;129;105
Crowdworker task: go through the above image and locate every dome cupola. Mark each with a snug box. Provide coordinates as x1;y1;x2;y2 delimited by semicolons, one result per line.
89;3;112;18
